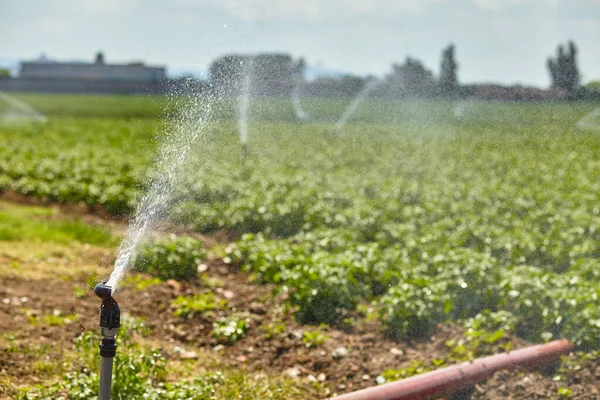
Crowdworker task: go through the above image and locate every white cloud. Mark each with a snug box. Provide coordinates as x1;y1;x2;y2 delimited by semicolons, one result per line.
176;0;445;22
472;0;561;11
39;17;67;33
79;0;136;14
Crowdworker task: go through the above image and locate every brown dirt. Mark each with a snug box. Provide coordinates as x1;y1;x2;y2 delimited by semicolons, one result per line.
2;266;599;399
1;200;599;399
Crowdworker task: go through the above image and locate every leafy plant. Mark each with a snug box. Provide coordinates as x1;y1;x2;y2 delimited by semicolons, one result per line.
302;330;328;348
72;286;88;299
172;292;227;319
557;387;573;398
42;310;78;327
211;316;250;344
123;274;162;291
263;322;285;340
133;235;205;281
382;361;433;381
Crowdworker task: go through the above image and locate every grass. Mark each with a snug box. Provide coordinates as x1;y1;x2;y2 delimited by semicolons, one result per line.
9;93;168;118
0;201;113;281
9;314;325;400
0;202;117;246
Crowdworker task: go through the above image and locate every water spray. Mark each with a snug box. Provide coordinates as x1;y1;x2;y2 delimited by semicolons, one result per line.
93;283;121;400
0;91;48;125
577;107;600;130
334;79;381;134
292;78;311;123
238;58;253;162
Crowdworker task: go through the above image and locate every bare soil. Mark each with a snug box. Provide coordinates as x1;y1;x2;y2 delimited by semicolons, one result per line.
1;199;599;399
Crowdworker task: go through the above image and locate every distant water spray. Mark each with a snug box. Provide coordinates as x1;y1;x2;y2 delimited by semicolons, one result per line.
334;79;381;132
577;108;600;130
106;87;213;293
238;59;253;157
292;79;311;122
0;91;47;124
453;101;469;120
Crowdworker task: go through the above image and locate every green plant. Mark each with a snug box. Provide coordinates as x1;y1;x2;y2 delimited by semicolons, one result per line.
302;330;328;348
382;361;433;382
86;273;100;291
73;286;87;299
557;387;573;398
133;236;205;281
211;316;249;344
378;283;447;340
17;314;162;400
123;274;162;291
1;333;19;354
342;316;356;327
172;292;227;319
263;322;285;340
42;310;78;327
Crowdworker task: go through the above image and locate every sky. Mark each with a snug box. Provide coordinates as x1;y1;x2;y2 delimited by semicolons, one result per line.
1;0;599;87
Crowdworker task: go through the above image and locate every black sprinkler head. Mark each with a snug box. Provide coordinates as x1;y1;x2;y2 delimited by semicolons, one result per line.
94;283;120;330
94;283;113;301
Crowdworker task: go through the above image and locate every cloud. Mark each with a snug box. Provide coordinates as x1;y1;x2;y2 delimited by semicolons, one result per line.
79;0;137;14
39;17;67;33
472;0;560;11
176;0;446;22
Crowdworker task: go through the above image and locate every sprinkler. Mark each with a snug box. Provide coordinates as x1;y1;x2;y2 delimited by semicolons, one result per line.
93;283;120;400
241;142;248;162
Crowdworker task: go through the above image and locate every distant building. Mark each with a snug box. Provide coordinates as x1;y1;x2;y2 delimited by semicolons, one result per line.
0;52;169;94
20;52;166;82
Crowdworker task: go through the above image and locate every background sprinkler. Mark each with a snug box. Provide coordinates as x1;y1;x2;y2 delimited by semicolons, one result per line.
94;283;120;400
241;142;248;162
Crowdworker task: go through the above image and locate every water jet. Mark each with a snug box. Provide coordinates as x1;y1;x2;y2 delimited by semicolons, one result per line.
334;79;381;134
238;59;253;160
292;78;311;122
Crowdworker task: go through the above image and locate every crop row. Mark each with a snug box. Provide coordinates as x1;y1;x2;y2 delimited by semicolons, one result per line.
225;229;600;349
3;102;600;350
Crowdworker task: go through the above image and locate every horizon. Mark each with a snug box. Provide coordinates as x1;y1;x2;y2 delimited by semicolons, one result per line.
1;0;599;87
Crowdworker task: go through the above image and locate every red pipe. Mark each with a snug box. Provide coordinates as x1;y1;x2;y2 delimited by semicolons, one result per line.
330;339;574;400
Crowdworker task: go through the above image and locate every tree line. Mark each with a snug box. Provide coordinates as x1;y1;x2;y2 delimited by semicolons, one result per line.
205;41;597;101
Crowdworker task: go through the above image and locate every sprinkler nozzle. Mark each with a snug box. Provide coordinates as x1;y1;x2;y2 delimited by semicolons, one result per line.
94;283;121;330
94;283;113;301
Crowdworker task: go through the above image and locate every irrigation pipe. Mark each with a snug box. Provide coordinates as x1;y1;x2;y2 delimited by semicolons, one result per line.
330;339;574;400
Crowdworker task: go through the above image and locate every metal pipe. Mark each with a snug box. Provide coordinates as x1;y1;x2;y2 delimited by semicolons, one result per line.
330;339;574;400
99;356;114;400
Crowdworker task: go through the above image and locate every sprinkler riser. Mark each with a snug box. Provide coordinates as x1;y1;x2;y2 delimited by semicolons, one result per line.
93;283;120;400
99;337;117;358
99;358;114;400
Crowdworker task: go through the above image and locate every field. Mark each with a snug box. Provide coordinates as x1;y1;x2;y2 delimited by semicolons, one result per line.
2;93;600;399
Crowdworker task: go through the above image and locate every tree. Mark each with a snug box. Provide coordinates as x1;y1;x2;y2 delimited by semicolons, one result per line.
293;58;306;79
439;44;458;94
252;53;295;97
209;54;246;96
547;41;580;92
95;51;105;64
209;53;298;97
586;81;600;92
386;57;436;98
